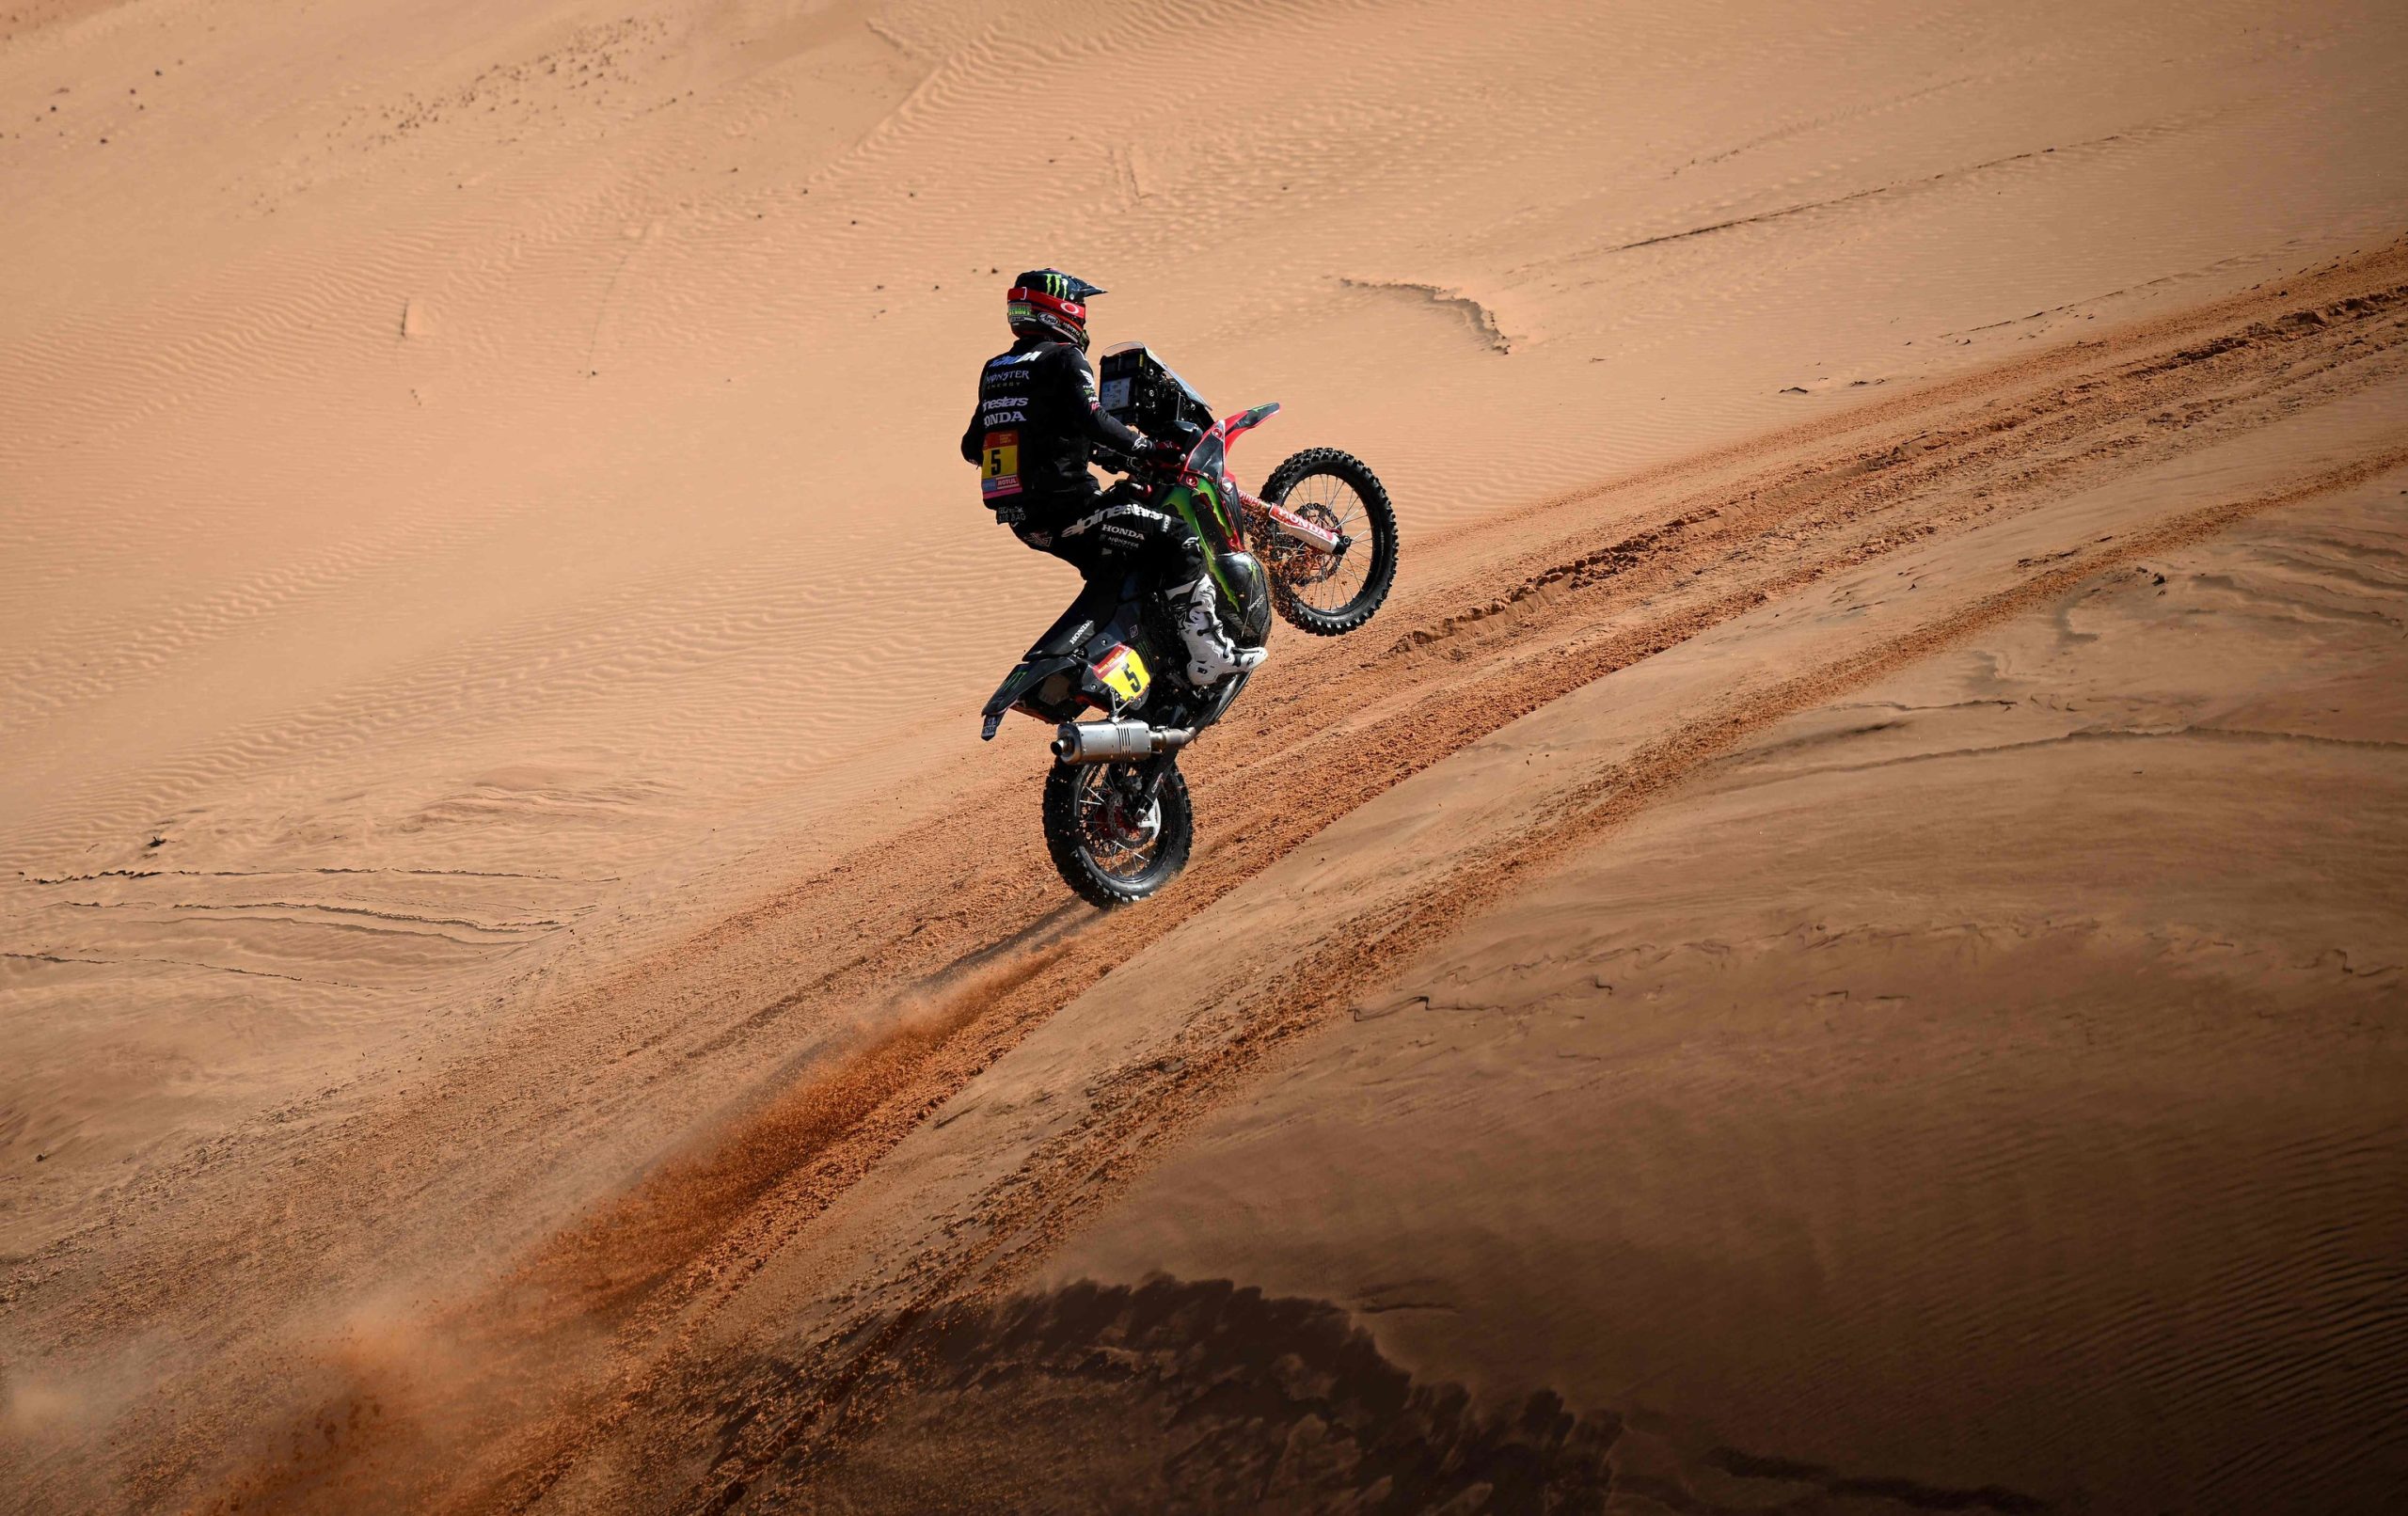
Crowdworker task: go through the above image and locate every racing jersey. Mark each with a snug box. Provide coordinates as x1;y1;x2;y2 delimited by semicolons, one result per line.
959;337;1147;507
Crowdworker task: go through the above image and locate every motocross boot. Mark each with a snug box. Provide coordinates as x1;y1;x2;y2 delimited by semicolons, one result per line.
1167;574;1267;687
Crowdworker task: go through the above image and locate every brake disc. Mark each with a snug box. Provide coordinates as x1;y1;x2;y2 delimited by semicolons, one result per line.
1095;776;1161;849
1281;501;1348;585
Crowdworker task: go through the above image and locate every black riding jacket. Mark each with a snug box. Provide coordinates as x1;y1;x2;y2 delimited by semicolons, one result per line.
959;338;1147;507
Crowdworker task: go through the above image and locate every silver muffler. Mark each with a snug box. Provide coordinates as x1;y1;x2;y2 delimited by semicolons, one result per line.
1053;719;1197;764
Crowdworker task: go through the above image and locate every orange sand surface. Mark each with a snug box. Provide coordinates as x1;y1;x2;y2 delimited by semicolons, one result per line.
4;2;2405;1511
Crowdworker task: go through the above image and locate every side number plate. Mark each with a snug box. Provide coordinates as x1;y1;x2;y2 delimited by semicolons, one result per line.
1095;644;1149;702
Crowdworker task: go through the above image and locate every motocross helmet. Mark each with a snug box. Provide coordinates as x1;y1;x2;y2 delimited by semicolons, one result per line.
1007;268;1105;351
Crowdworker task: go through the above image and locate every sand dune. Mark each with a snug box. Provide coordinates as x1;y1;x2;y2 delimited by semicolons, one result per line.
1034;482;2408;1514
553;285;2407;1513
4;1;2406;1511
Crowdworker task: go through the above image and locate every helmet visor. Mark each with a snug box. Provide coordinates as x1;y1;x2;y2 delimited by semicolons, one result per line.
1007;287;1085;325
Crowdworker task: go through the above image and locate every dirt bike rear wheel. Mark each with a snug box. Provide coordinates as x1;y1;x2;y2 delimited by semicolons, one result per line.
1042;760;1194;908
1257;448;1399;636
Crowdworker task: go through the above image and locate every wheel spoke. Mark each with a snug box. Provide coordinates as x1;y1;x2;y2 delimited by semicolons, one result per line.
1073;765;1161;880
1269;470;1374;612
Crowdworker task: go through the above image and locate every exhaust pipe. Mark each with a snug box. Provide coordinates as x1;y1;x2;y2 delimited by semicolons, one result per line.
1053;719;1197;764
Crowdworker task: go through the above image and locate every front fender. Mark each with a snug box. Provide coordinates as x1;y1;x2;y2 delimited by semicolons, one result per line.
1221;402;1280;448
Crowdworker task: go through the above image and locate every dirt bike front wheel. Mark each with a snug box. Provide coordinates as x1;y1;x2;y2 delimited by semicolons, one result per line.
1256;448;1399;636
1042;760;1195;908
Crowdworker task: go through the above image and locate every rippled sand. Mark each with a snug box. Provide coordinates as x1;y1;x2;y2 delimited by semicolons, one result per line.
4;2;2404;1511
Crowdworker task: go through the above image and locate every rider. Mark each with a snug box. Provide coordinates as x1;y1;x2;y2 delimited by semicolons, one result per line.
961;269;1265;687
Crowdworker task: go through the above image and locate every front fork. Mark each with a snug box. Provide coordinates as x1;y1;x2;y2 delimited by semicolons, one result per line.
1131;750;1179;807
1237;488;1346;556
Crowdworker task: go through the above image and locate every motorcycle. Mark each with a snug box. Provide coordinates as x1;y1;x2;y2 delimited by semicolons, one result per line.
978;342;1401;908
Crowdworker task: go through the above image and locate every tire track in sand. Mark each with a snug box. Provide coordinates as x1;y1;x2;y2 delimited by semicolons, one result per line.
73;243;2408;1513
663;440;2408;1516
425;254;2408;1510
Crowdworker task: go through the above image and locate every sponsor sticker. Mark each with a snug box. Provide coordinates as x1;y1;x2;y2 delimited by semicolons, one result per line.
981;430;1022;498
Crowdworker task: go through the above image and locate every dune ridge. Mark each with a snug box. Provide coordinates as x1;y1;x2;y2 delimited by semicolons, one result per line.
6;2;2408;1511
10;247;2397;1512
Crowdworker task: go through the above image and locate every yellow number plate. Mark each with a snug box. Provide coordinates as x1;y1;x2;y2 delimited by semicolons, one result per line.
1096;645;1149;701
